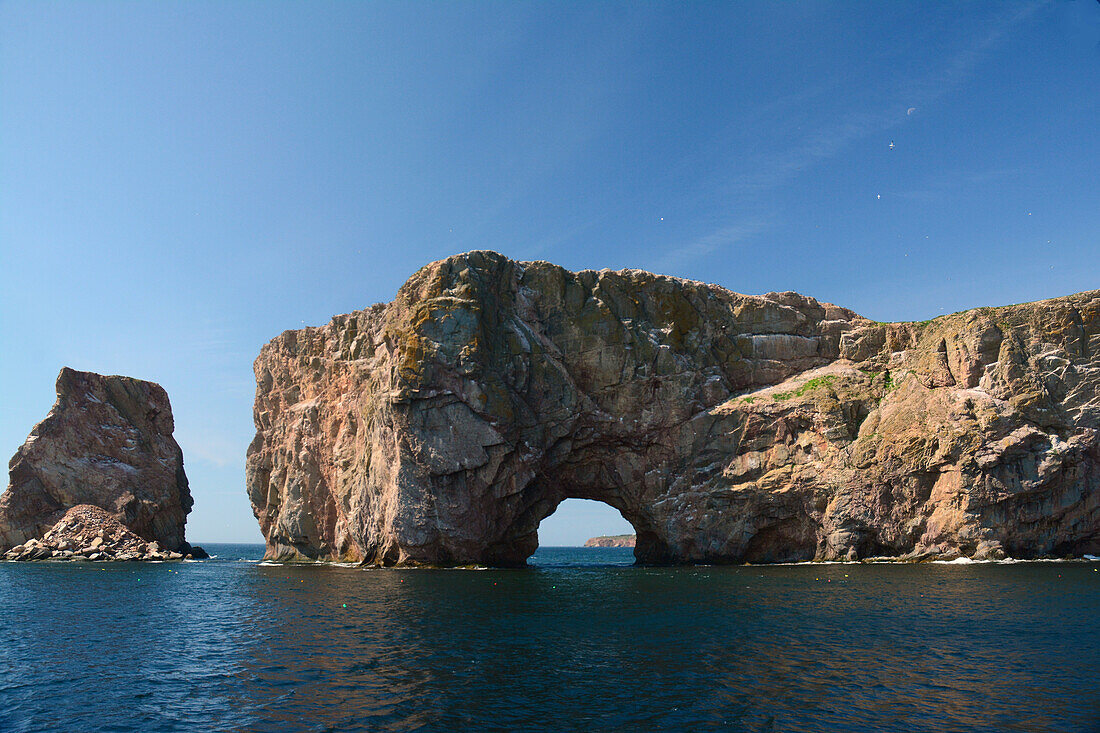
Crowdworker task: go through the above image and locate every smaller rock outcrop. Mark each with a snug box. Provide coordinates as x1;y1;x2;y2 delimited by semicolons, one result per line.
583;535;637;548
2;505;206;561
0;367;200;558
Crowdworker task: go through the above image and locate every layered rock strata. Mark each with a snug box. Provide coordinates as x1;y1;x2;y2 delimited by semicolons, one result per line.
584;535;637;548
0;368;199;556
246;251;1100;565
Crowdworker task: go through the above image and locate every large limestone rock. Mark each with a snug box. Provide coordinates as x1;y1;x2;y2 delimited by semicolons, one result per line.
0;368;195;553
246;251;1100;565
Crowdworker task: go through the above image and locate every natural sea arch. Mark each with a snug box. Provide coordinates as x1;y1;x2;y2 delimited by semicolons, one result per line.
247;253;1100;567
481;484;674;567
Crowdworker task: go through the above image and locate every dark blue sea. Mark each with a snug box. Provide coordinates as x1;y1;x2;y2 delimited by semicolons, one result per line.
2;545;1099;732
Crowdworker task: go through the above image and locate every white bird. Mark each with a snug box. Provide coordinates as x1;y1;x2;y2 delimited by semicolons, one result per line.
889;141;896;150
907;107;916;115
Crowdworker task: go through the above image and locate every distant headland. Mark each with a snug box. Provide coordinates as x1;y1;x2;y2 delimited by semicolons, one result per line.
584;535;637;548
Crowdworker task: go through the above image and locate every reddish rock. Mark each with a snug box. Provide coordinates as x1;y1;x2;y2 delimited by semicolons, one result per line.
0;368;196;555
246;251;1100;565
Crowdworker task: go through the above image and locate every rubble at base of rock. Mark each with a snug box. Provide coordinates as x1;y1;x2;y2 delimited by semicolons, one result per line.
1;505;206;562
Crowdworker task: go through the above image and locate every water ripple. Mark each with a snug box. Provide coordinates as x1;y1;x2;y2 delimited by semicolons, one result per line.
2;545;1099;731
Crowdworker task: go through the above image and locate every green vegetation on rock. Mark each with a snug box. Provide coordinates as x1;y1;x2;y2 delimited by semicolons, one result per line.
774;375;838;401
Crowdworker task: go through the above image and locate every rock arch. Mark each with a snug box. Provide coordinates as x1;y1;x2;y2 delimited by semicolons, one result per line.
246;252;1100;565
479;480;668;566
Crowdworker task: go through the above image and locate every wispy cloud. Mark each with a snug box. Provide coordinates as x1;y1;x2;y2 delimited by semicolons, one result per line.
735;1;1048;196
893;166;1018;202
899;1;1051;107
659;1;1050;268
652;219;770;274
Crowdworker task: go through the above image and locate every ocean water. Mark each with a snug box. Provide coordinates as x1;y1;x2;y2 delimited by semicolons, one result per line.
2;545;1098;732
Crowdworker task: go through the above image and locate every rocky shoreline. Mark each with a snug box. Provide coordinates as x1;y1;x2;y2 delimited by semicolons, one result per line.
4;256;1099;569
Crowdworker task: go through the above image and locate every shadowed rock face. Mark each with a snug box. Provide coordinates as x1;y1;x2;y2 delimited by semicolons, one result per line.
0;368;193;552
246;251;1100;565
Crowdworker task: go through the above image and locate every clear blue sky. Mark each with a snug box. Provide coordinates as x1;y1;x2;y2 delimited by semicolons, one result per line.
2;1;1098;545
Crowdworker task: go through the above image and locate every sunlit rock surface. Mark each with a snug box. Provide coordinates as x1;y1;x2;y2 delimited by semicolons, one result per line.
246;251;1100;565
0;368;196;554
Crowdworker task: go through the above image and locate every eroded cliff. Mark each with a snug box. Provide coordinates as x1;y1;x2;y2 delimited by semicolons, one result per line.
246;251;1100;565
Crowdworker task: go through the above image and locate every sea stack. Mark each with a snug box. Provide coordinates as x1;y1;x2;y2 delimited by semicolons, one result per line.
0;367;201;560
246;251;1100;566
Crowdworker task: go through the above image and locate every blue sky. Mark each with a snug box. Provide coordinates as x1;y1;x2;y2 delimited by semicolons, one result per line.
1;1;1098;545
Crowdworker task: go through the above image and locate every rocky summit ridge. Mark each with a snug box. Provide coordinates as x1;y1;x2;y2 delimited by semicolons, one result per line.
246;251;1100;566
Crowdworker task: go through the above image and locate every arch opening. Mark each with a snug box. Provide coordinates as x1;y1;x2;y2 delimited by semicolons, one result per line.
537;498;634;548
503;496;672;567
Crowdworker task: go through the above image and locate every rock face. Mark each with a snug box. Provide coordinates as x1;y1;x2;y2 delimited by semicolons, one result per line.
0;368;195;555
246;251;1100;565
584;535;637;548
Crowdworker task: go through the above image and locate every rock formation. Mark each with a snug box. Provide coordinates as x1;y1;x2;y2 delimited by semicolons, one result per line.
584;535;637;548
0;367;201;558
3;504;196;561
246;251;1100;565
